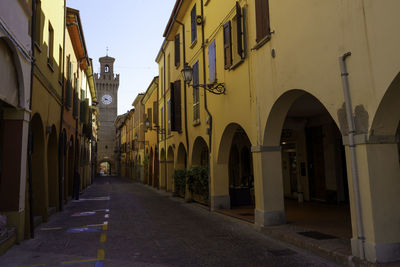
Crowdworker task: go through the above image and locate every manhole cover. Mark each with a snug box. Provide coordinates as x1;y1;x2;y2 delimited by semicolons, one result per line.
268;249;297;256
297;231;337;240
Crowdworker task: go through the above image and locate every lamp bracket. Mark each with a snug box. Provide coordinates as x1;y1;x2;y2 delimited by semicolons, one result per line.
192;82;226;95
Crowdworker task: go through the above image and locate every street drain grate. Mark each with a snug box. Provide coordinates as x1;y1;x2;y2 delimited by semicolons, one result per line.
268;249;297;256
239;213;254;216
297;231;337;240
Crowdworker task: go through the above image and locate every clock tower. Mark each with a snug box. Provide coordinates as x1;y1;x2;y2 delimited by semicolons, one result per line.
95;55;119;175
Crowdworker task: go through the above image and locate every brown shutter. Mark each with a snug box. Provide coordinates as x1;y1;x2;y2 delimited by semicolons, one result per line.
236;2;243;58
147;108;152;129
174;34;180;67
223;21;232;69
153;101;158;125
255;0;270;42
171;80;182;132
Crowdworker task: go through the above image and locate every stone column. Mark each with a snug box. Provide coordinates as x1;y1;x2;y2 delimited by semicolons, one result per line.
0;108;30;242
252;145;286;226
344;135;400;263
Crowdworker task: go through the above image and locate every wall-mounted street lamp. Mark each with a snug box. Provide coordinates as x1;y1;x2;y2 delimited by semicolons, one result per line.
181;63;225;95
145;118;165;134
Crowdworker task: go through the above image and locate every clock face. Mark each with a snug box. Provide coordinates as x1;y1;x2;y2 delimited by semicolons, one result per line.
101;94;112;105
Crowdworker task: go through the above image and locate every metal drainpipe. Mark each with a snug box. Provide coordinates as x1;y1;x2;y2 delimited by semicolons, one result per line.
58;0;66;211
173;19;190;166
27;0;37;239
200;0;212;211
339;52;365;260
162;48;167;190
155;80;160;189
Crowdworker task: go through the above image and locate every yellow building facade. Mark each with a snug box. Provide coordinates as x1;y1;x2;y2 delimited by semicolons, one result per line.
153;0;400;263
142;77;160;187
29;0;64;235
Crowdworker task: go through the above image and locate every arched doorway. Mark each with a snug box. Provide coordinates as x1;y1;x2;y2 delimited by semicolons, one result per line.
176;143;187;170
67;136;74;199
154;147;159;188
160;149;166;189
216;124;254;213
192;137;209;167
167;146;174;192
47;125;58;210
260;90;351;239
100;161;111;175
31;114;47;220
149;148;154;186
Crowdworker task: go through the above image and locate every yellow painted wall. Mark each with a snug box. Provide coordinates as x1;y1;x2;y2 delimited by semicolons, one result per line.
155;0;400;263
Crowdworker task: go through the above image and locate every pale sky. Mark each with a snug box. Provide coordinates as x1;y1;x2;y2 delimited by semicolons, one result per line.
67;0;176;115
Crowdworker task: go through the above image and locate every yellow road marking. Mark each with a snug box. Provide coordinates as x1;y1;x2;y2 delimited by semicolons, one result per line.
86;223;104;227
40;227;62;231
97;248;105;260
100;233;107;243
102;224;108;231
61;258;98;264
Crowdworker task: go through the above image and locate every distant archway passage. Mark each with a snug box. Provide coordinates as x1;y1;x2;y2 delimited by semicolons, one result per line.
217;123;254;209
160;149;166;189
99;161;111;175
262;90;351;239
149;148;154;186
31;114;47;220
47;125;58;210
167;146;174;192
176;143;187;170
192;137;209;167
67;136;74;198
154;147;159;188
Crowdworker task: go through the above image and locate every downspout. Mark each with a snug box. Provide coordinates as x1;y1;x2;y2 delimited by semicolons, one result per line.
156;79;160;189
200;0;212;210
339;52;365;260
163;48;167;190
173;19;190;166
27;0;37;239
58;0;66;211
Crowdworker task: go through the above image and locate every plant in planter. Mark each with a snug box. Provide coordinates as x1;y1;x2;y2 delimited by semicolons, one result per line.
173;169;187;197
187;166;209;204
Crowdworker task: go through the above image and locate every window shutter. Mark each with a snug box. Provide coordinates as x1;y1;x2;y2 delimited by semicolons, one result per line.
174;34;180;67
223;21;232;69
255;0;270;42
73;91;79;119
66;60;73;109
236;2;243;57
192;61;199;103
147;108;152;129
153;101;158;125
208;40;216;83
171;80;182;132
191;5;197;43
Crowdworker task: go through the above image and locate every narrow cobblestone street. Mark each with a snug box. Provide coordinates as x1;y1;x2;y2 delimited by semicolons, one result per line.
0;176;339;267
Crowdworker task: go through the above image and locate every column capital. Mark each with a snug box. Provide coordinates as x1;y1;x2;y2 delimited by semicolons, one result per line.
342;133;398;146
3;108;31;122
